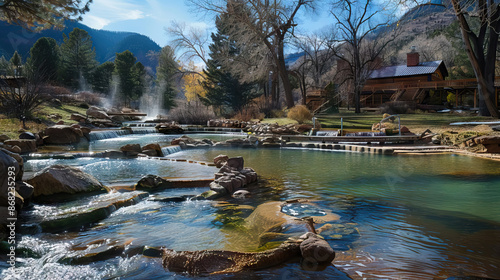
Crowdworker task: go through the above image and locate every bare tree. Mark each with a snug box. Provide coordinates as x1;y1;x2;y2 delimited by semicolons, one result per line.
292;32;336;104
329;0;400;113
0;64;48;120
187;0;314;109
167;21;210;65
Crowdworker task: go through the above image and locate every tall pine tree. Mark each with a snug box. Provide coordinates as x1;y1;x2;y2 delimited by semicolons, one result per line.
114;50;137;107
28;37;60;83
201;14;261;115
156;46;179;109
90;61;115;94
60;28;97;89
10;51;22;76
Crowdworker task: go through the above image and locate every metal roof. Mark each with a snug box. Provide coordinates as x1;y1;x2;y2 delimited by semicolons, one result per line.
369;60;444;79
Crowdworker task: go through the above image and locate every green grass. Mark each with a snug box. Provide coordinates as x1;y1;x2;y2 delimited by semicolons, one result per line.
316;109;495;132
34;103;88;124
260;118;299;126
1;102;88;139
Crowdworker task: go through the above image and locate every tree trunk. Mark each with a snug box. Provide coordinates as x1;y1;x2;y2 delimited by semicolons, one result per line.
277;44;295;109
354;89;361;114
452;0;499;118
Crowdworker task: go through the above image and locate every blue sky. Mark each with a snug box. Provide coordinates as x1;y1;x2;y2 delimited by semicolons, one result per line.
81;0;334;48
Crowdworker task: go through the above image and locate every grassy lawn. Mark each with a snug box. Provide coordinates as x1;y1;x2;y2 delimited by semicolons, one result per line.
34;103;88;123
0;103;88;139
316;109;496;134
260;118;298;126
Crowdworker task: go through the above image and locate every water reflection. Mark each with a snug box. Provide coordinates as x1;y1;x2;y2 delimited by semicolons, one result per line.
5;145;500;279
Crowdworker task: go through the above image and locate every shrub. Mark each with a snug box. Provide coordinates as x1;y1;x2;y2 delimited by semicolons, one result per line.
168;100;216;125
77;91;102;106
287;105;313;124
270;109;286;118
233;104;265;121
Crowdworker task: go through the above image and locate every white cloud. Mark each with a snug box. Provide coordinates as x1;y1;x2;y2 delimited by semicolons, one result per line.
82;0;145;29
84;15;111;29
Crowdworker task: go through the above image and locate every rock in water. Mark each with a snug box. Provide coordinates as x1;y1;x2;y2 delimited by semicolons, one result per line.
135;174;169;189
299;233;335;265
162;241;301;275
27;165;105;199
42;125;82;145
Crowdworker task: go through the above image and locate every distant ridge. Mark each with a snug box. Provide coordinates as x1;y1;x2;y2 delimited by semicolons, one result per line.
0;20;161;71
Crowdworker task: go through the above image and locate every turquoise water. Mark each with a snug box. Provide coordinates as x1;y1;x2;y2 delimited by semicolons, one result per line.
3;135;500;279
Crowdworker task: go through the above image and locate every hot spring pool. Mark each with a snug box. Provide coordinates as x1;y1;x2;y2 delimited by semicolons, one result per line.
2;133;500;279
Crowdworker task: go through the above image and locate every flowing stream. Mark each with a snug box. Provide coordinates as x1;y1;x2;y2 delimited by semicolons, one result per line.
2;133;500;279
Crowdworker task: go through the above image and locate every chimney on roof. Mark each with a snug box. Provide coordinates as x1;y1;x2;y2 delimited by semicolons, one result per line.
407;46;420;67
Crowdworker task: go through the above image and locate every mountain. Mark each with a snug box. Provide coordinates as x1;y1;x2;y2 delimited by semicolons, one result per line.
0;20;161;71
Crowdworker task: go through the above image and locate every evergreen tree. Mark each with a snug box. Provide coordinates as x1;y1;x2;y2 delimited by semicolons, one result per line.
156;46;179;109
0;0;91;30
28;37;60;83
131;61;146;101
0;56;9;76
60;28;97;89
10;51;22;76
201;15;261;114
90;61;115;94
114;50;137;106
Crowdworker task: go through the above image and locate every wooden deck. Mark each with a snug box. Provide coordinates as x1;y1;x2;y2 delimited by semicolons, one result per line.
364;77;500;92
281;135;420;144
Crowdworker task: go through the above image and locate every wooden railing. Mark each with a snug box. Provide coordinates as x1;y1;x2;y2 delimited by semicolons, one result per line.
363;77;500;92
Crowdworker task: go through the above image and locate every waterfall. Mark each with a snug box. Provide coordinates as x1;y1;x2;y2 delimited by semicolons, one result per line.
162;145;182;155
89;130;131;141
130;127;158;134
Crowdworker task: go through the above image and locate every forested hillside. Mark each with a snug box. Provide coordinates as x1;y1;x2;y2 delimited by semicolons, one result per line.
0;20;161;70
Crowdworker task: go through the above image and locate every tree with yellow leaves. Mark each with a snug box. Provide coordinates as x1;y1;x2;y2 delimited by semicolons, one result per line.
182;61;206;102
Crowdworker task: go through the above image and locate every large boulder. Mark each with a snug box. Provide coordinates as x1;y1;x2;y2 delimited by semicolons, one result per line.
27;165;105;199
226;157;244;171
156;123;184;134
472;135;500;153
0;149;32;212
0;134;9;143
135;174;169;190
86;106;110;120
19;132;36;140
0;149;21;209
141;143;164;157
120;144;142;157
42;125;82;145
4;139;37;153
213;154;229;168
70;113;87;123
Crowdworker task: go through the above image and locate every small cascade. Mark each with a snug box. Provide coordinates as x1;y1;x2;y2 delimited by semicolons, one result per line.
162;145;182;155
130;127;158;134
181;126;244;134
89;130;131;141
